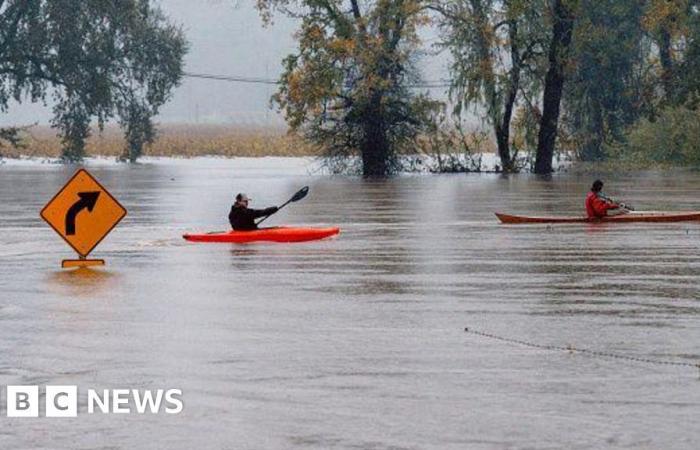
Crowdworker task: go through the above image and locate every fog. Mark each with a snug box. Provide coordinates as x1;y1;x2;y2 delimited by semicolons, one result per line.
1;0;450;128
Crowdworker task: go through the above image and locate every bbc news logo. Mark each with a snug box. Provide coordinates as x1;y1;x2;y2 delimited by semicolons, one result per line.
4;386;183;417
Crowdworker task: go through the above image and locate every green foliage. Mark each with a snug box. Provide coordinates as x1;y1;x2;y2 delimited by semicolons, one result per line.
563;0;648;161
0;125;29;157
0;0;187;162
670;2;700;108
434;0;548;172
610;106;700;166
436;0;700;170
119;102;157;163
257;0;437;176
562;0;700;165
256;0;700;172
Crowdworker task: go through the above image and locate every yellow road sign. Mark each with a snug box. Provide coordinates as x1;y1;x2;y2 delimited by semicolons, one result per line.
40;169;127;258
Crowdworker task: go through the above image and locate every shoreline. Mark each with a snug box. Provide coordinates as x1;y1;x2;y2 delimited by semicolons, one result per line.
0;153;574;175
0;154;320;167
0;124;321;159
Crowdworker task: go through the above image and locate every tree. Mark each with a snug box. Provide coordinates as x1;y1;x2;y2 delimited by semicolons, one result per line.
0;0;187;162
534;0;577;174
674;3;700;107
256;0;436;176
640;0;700;109
0;125;27;157
434;0;547;172
642;0;692;103
563;0;647;161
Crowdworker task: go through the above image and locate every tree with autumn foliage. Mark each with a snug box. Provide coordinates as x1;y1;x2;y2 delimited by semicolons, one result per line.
257;0;700;174
563;0;700;164
643;0;690;103
610;0;700;165
562;0;647;161
433;0;548;173
256;0;437;176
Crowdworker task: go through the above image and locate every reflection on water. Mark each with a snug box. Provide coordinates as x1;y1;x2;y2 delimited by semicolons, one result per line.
229;247;262;258
1;159;700;448
46;267;119;298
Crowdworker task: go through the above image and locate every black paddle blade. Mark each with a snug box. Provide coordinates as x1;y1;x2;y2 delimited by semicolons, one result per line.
255;186;310;226
290;186;309;202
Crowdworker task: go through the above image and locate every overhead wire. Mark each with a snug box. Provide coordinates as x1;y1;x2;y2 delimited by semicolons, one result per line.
183;71;451;88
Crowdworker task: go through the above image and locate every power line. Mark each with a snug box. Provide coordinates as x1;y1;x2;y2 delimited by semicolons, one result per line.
183;71;279;85
415;82;451;88
183;71;450;88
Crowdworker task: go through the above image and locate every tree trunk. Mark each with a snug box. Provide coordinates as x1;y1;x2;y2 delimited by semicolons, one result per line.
579;100;604;161
495;85;517;171
494;127;511;172
495;19;522;173
658;28;674;101
534;0;576;174
361;134;389;177
361;94;390;177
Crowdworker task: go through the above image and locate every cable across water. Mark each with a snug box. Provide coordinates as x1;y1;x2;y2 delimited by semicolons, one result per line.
464;327;700;373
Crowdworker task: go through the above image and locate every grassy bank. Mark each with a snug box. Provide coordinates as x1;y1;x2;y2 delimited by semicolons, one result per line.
1;124;320;159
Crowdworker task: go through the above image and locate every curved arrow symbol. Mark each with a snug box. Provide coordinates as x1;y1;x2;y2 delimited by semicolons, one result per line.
65;191;100;236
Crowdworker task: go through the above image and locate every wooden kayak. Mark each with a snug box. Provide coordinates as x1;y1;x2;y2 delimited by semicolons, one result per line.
183;226;340;243
496;211;700;224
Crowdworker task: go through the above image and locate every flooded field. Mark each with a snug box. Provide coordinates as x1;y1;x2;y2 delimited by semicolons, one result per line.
1;158;700;449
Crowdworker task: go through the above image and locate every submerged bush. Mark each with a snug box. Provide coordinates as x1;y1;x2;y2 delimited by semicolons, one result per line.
610;106;700;166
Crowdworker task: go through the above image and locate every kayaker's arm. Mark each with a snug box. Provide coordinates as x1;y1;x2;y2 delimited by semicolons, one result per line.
590;195;619;217
597;193;623;209
250;206;279;219
597;193;633;210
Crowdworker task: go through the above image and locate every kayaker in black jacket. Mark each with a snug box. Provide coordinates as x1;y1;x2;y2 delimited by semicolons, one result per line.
228;193;278;230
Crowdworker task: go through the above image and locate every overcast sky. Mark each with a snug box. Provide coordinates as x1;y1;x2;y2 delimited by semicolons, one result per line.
2;0;449;127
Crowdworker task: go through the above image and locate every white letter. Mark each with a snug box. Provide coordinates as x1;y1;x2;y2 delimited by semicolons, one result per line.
87;389;109;414
46;386;77;417
165;389;183;414
7;386;38;417
132;390;163;414
112;389;130;414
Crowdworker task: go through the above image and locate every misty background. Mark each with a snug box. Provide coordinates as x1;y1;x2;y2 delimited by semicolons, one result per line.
0;0;450;128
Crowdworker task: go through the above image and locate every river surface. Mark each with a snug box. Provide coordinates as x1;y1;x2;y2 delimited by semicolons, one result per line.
1;157;699;449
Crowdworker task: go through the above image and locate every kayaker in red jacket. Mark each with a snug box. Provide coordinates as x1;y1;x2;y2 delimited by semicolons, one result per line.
585;180;626;218
229;193;278;230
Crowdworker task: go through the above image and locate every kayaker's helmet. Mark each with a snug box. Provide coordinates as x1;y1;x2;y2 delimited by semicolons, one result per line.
591;180;604;192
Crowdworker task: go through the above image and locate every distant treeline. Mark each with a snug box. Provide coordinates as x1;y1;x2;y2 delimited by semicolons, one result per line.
257;0;700;175
3;1;700;175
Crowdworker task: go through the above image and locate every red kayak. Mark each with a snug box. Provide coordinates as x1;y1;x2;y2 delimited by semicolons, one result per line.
496;211;700;224
183;226;340;243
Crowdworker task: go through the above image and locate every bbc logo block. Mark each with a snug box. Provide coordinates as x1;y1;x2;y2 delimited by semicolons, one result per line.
6;386;77;418
6;386;40;418
3;386;182;417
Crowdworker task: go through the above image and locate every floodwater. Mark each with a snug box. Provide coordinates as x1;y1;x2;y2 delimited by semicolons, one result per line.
1;157;700;449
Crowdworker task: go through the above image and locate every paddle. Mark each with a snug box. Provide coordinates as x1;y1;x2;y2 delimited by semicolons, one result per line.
598;193;635;211
256;186;309;226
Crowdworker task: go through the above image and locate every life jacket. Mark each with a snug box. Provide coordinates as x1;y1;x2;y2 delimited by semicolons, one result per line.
585;191;617;218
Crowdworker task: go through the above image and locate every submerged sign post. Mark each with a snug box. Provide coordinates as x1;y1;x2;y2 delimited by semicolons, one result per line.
40;169;127;268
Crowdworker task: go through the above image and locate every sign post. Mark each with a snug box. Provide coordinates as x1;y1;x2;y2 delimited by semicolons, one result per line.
40;169;127;268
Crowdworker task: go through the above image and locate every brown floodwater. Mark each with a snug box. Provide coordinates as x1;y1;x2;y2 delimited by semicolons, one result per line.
1;157;699;449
